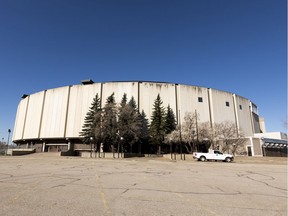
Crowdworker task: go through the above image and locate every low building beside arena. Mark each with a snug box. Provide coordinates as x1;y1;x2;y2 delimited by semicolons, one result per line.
12;80;287;157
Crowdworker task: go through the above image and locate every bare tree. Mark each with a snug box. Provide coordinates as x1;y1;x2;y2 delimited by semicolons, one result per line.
165;125;181;152
165;111;199;153
197;122;214;151
166;119;247;155
165;126;181;143
198;121;247;155
181;111;199;153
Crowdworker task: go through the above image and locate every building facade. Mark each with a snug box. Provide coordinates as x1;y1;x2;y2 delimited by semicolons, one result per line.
12;81;262;154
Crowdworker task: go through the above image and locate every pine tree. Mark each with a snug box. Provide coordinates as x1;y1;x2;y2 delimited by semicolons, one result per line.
128;96;137;110
149;94;166;154
164;105;176;134
139;110;149;153
120;93;127;108
128;96;141;152
102;93;118;152
79;93;102;145
118;94;141;153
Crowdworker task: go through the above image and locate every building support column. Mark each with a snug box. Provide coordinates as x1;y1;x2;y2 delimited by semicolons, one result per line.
42;141;46;152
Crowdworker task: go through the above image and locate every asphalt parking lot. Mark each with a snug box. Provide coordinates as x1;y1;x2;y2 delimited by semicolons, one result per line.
0;154;287;216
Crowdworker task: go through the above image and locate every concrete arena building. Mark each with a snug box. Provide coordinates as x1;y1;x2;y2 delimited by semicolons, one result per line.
12;80;263;154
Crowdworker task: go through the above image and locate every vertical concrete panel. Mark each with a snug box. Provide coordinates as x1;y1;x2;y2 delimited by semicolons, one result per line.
66;83;102;138
40;87;69;138
195;87;210;123
252;138;262;156
252;113;261;133
210;89;236;124
234;95;254;136
101;82;139;107
139;82;176;122
177;85;210;124
23;91;45;139
251;103;261;133
12;97;29;141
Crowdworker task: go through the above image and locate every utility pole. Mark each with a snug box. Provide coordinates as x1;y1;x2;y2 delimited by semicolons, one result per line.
90;137;93;158
195;109;199;152
179;110;182;160
6;129;11;156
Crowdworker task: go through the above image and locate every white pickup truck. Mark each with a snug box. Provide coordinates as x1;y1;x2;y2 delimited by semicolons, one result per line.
193;150;234;162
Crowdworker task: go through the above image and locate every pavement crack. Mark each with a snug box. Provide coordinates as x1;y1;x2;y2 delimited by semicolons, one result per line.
105;186;242;196
121;188;129;194
241;171;287;192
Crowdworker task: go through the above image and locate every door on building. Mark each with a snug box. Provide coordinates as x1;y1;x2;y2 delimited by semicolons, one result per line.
247;146;252;156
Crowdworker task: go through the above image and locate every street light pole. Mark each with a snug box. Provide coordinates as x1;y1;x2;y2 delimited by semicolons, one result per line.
170;138;172;160
233;143;236;156
120;137;123;158
7;129;11;149
1;137;3;154
90;137;93;158
6;129;11;156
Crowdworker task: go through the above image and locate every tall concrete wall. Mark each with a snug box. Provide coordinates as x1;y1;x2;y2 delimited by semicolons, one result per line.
252;113;261;133
12;81;260;142
13;97;29;140
234;95;254;136
252;138;263;156
177;85;210;124
101;82;139;107
66;84;102;138
209;89;236;124
39;86;70;138
139;82;177;122
23;91;45;139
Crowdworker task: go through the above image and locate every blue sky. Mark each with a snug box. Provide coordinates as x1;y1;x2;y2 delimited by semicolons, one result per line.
0;0;286;141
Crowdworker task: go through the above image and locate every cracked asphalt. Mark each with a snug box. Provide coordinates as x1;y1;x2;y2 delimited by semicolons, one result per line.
0;155;287;216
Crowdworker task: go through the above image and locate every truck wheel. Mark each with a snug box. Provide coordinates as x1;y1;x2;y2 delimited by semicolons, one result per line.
225;157;231;162
200;156;206;162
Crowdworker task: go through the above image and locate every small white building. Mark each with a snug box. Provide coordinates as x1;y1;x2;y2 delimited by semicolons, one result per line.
245;132;287;157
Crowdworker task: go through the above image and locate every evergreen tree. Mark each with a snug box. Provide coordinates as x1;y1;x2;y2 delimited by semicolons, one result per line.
164;105;177;134
79;93;102;145
128;96;137;110
149;94;166;154
118;93;128;148
120;93;127;108
118;94;141;153
139;110;149;153
128;96;141;152
102;93;118;152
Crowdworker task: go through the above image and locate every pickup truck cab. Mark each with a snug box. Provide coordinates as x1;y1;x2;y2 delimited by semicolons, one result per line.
193;150;234;162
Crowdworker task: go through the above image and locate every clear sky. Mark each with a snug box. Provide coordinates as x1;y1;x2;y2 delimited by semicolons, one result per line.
0;0;287;142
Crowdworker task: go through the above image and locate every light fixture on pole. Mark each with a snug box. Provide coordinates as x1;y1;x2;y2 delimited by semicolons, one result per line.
120;137;123;157
6;129;11;156
7;129;11;148
90;137;93;158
